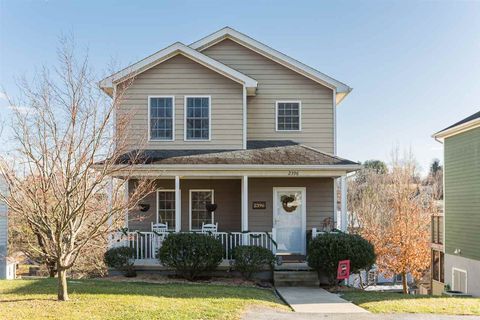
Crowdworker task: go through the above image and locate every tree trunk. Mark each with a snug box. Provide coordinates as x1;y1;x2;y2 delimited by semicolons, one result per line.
57;268;69;301
402;271;407;294
47;260;57;278
48;267;57;278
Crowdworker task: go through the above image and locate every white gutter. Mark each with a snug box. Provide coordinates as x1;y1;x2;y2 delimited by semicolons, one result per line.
101;163;361;171
433;117;480;141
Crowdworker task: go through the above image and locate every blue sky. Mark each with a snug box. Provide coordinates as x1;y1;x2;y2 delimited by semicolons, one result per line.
1;0;479;174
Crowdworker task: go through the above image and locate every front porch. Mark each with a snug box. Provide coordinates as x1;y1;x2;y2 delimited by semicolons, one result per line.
113;176;350;267
109;141;359;266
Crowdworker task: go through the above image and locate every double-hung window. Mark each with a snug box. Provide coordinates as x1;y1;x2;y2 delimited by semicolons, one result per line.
190;190;214;230
156;190;175;230
149;96;174;141
185;96;210;140
276;101;301;131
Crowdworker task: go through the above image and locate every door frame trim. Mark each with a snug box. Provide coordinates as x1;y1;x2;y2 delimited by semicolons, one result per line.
272;187;307;255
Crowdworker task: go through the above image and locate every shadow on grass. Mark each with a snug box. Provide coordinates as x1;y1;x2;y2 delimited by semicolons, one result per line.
0;298;56;303
3;278;280;303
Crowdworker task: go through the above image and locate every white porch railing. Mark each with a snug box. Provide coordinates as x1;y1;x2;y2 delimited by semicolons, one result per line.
311;227;339;239
110;230;276;263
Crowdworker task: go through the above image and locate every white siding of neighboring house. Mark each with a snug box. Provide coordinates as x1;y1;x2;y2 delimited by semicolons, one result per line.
0;177;8;279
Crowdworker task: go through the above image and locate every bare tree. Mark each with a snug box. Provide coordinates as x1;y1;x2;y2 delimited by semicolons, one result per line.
0;38;153;301
349;151;434;293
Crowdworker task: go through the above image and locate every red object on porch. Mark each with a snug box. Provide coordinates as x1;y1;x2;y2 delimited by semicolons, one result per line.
337;260;350;280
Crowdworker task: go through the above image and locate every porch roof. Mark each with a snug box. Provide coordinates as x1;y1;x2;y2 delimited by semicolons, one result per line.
117;140;359;168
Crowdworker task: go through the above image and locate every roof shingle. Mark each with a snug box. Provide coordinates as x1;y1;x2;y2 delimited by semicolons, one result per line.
117;140;359;167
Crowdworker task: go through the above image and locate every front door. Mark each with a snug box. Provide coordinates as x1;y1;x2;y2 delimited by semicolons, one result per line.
273;187;306;254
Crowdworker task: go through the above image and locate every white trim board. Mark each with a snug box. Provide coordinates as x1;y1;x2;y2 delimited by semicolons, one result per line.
433;117;480;140
190;27;352;104
100;42;258;96
272;187;307;255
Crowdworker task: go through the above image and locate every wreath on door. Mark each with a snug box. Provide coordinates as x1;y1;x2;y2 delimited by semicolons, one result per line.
281;194;298;213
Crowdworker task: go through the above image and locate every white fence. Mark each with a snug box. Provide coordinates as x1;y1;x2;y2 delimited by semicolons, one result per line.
110;230;276;263
311;227;339;239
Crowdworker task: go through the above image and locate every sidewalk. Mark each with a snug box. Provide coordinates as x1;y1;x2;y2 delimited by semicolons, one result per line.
276;287;369;313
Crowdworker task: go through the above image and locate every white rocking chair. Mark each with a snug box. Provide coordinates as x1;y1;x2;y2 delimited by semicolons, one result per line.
201;222;218;234
151;222;168;233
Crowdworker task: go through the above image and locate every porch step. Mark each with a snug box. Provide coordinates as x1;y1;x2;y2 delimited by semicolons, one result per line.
274;270;319;287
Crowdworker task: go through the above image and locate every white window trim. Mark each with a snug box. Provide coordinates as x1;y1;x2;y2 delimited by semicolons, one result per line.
184;95;212;141
148;95;175;142
156;189;176;230
452;267;468;293
275;101;302;132
189;189;215;231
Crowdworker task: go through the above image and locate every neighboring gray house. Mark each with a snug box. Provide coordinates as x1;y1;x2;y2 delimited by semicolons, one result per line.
433;111;480;296
101;27;359;270
0;176;8;279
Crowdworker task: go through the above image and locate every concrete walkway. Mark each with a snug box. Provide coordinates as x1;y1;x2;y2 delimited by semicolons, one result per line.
242;306;480;320
276;287;369;313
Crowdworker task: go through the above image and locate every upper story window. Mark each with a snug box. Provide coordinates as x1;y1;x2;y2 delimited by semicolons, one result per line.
185;96;211;141
276;101;302;131
149;96;174;141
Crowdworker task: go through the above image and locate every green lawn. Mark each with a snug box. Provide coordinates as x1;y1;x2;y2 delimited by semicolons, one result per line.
0;278;287;320
341;291;480;315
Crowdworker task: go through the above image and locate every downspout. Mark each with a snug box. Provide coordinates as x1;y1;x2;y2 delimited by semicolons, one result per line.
242;85;247;149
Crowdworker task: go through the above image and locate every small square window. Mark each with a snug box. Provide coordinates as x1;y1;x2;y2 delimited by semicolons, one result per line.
276;102;301;131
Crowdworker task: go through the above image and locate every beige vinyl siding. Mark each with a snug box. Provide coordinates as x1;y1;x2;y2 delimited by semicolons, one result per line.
203;39;335;153
118;54;244;150
128;179;241;232
128;177;333;233
248;178;334;231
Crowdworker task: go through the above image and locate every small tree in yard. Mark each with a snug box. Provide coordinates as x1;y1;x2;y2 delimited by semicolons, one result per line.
0;38;153;300
348;150;434;293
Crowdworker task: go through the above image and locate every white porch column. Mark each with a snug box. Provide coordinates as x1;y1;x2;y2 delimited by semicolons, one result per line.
340;175;348;232
175;176;181;232
333;178;338;229
124;178;129;229
241;176;249;243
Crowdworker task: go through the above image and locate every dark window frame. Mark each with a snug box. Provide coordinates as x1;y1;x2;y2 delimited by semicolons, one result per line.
276;101;302;132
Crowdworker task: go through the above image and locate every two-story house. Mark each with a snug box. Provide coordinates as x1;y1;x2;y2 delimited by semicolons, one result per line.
433;111;480;296
101;27;359;267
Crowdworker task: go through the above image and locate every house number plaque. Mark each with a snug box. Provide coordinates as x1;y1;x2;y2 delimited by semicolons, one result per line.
252;201;267;210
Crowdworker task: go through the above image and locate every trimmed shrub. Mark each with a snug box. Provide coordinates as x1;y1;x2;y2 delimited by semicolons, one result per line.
104;246;137;277
157;233;223;280
233;245;277;280
307;233;375;285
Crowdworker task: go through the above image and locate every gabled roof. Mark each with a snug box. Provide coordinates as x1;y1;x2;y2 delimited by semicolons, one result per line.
99;42;258;96
190;27;352;104
433;110;480;140
115;140;360;170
